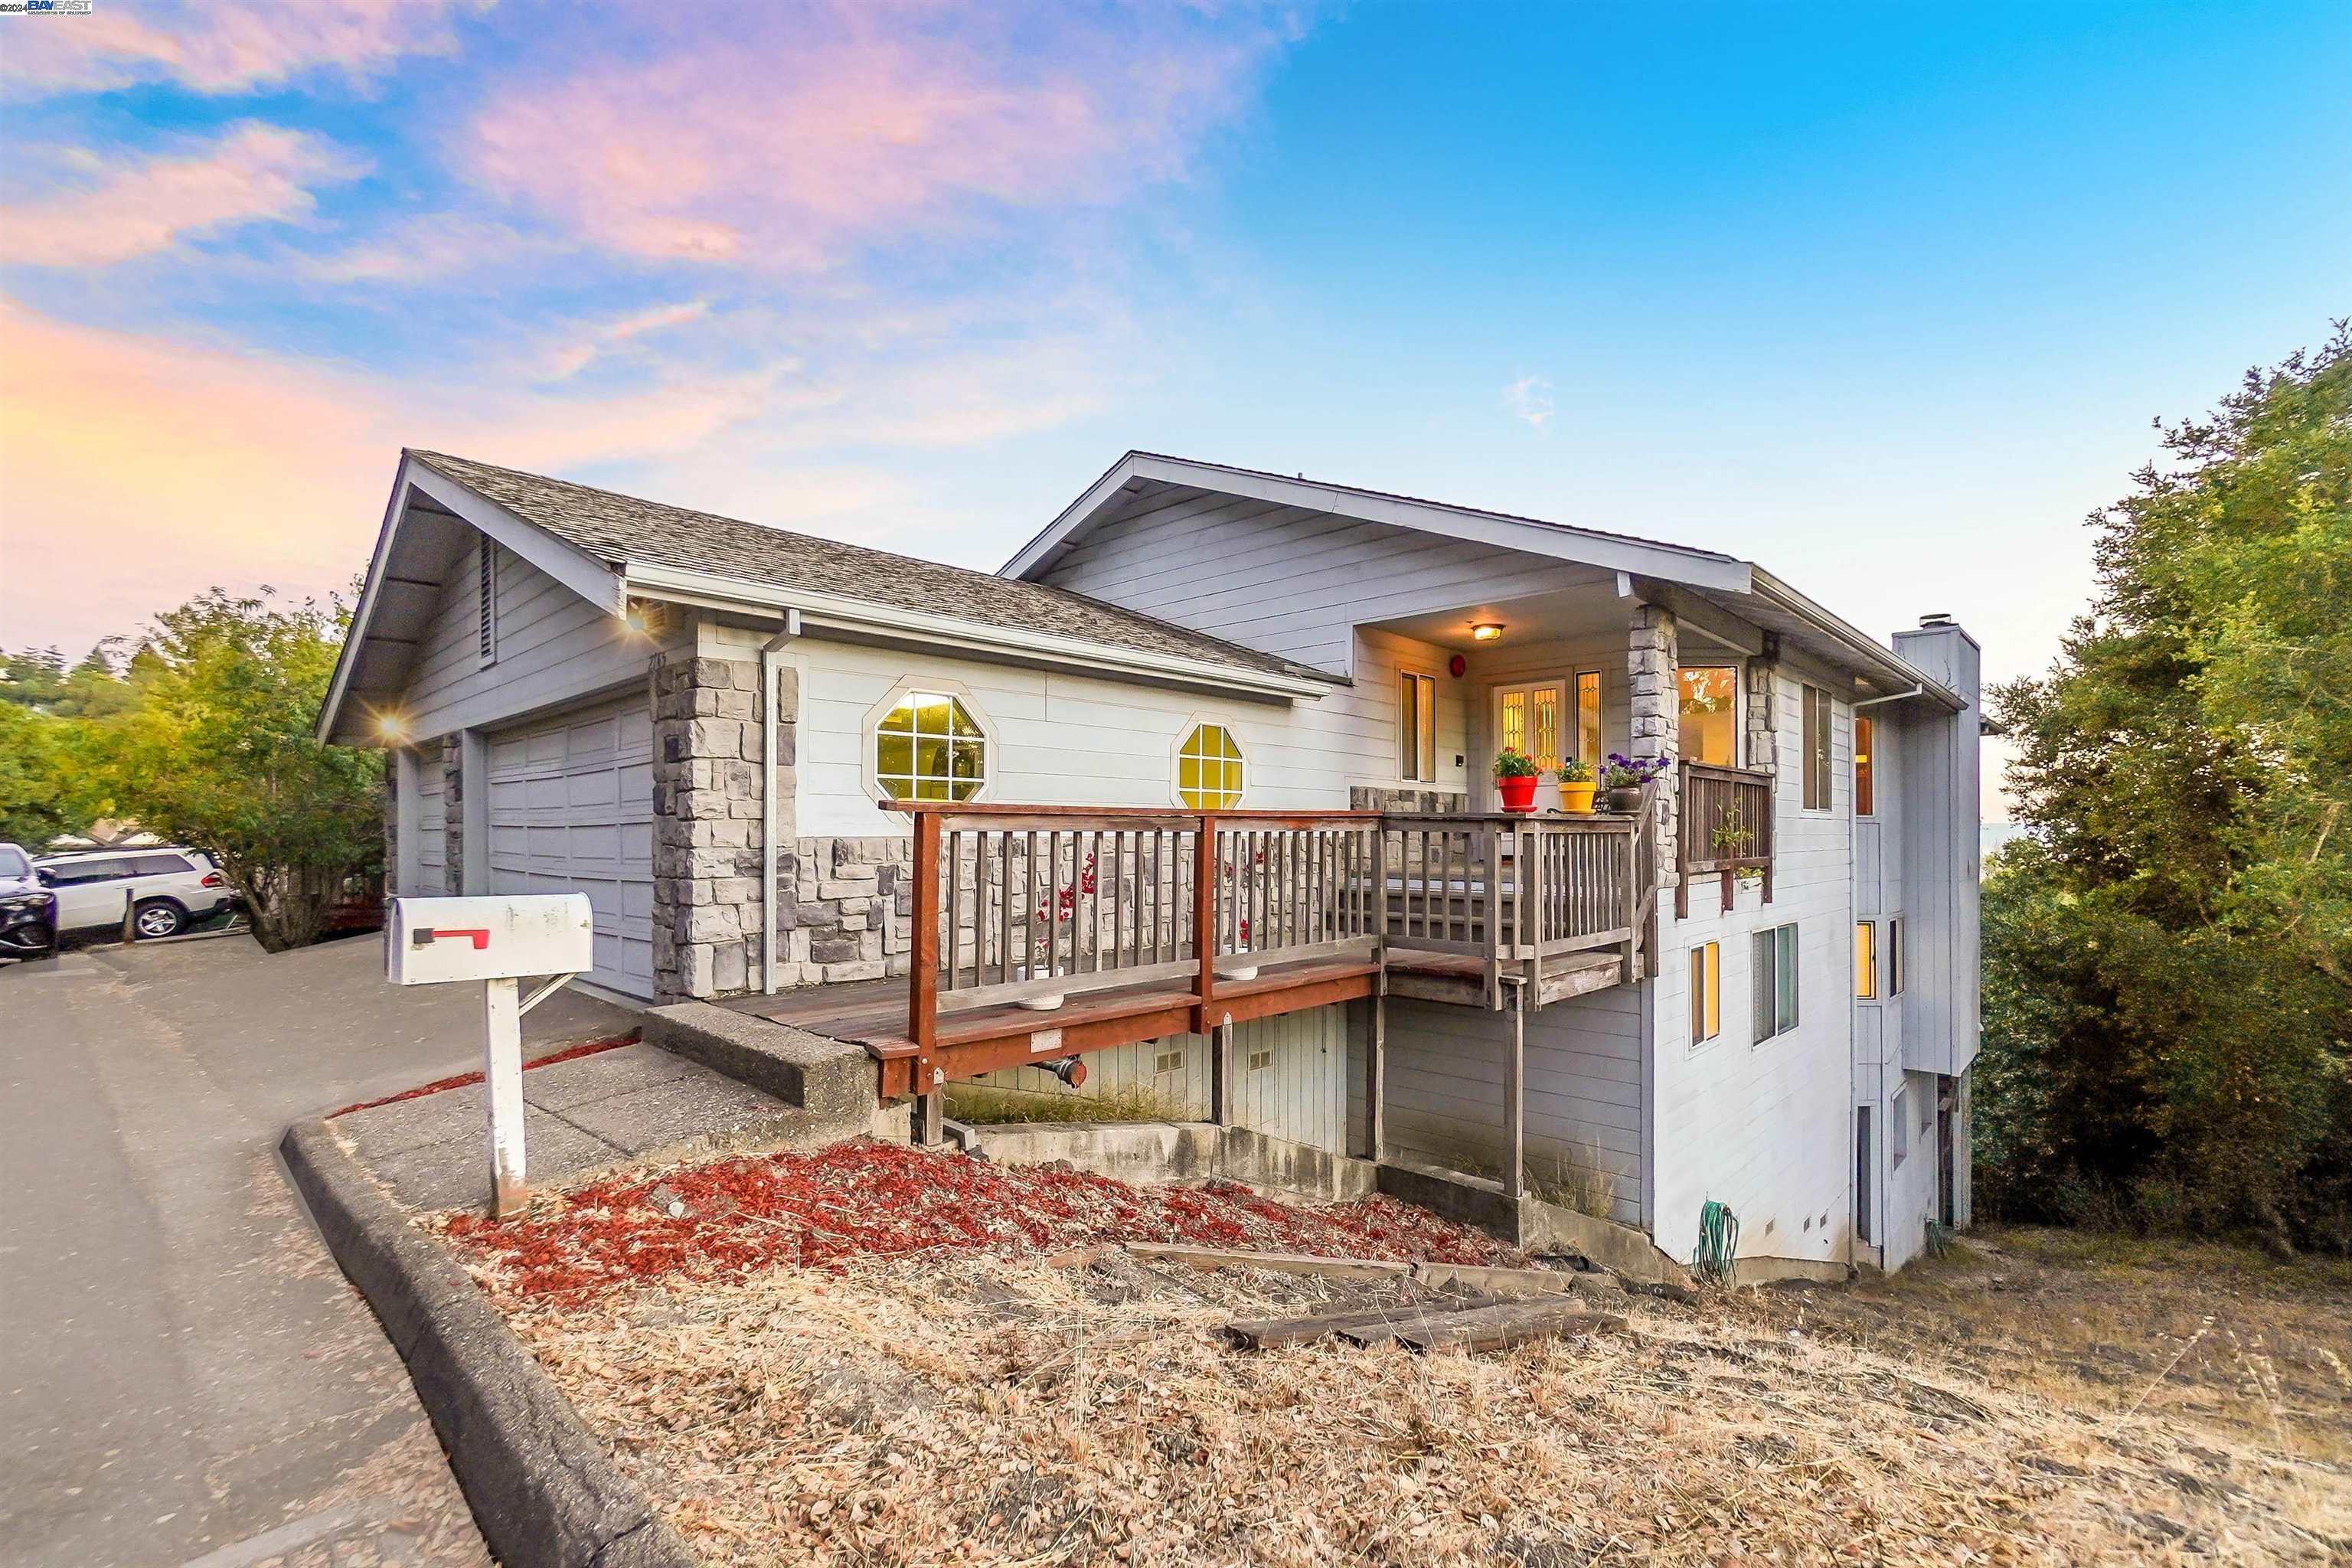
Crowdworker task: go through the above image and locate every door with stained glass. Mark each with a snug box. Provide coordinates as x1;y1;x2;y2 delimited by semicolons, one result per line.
1492;680;1568;785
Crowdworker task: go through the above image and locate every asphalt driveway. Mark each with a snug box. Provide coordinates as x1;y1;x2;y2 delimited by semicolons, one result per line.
0;931;636;1567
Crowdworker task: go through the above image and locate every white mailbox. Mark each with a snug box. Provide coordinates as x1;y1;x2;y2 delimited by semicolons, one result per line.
387;894;594;986
382;893;596;1220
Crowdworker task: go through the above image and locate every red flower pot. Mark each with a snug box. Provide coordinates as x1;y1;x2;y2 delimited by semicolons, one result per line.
1497;774;1539;813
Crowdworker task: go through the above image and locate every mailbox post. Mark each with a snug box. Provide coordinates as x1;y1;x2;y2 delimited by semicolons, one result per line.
387;894;594;1218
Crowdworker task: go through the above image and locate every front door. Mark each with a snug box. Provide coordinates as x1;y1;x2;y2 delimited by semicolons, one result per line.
1493;681;1567;779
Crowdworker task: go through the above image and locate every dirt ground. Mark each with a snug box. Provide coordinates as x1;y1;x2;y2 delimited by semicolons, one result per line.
440;1145;2352;1566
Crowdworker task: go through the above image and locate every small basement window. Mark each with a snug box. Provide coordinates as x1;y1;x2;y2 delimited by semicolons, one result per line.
874;690;988;802
1176;722;1245;809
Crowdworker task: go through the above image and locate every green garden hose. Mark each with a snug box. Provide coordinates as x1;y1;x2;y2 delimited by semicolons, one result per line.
1694;1198;1739;1286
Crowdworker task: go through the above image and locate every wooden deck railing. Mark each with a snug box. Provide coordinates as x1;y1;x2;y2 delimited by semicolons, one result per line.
1676;760;1775;916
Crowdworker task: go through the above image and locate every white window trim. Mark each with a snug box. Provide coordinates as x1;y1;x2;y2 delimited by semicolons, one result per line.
858;676;998;809
1753;920;1801;1046
1393;662;1442;787
1800;683;1837;815
1168;714;1248;810
1675;660;1744;770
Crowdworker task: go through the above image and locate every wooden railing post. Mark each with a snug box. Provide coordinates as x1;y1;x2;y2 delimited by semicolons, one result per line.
1191;812;1218;1037
908;807;942;1141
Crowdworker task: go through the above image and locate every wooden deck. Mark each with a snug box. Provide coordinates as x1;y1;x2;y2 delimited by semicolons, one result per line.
720;952;1381;1098
738;799;1717;1120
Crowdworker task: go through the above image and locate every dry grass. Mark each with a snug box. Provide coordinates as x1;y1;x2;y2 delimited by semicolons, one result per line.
464;1200;2352;1566
945;1083;1190;1126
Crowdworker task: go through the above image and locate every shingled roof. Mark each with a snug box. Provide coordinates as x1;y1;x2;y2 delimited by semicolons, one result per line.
408;451;1341;687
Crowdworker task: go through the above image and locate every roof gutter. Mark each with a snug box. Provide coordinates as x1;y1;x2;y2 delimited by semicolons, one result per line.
1749;570;1964;710
618;560;1338;702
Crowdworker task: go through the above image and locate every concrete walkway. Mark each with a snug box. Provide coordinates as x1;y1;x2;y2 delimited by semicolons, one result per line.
0;933;632;1568
335;1040;812;1211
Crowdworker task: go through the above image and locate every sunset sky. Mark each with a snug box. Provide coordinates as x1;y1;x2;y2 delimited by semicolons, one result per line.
3;0;2347;746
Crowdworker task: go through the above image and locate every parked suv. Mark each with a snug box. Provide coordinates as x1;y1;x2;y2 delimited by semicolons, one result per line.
0;842;55;958
34;847;237;939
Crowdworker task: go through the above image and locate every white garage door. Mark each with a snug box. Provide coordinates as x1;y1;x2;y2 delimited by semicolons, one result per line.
485;694;656;998
414;762;446;895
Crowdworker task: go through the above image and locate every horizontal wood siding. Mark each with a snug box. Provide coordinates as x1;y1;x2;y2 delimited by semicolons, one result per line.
398;533;674;741
1379;992;1646;1228
1649;662;1859;1268
969;1004;1349;1155
1042;487;1614;676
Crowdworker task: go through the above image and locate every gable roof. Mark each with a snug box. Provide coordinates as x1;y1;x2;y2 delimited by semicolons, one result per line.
317;452;1344;742
1001;450;1755;592
408;452;1334;689
1003;450;1962;710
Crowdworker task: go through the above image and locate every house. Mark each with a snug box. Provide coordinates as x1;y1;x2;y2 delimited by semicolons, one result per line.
320;449;1981;1274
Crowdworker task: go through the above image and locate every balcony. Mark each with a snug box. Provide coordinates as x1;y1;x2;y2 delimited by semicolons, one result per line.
1674;760;1776;916
728;802;1668;1111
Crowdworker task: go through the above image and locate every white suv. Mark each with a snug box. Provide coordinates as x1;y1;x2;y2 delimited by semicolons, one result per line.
35;847;238;939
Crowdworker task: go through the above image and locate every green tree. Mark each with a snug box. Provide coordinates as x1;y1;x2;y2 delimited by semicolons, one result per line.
1984;324;2351;1251
85;590;384;952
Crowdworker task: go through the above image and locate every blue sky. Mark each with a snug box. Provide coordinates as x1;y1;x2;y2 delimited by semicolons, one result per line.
3;0;2346;762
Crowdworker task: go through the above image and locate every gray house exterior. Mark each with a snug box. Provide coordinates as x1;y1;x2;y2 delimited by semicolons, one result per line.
323;449;1981;1274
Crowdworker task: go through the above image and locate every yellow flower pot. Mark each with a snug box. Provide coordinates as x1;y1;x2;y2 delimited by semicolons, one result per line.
1558;779;1596;815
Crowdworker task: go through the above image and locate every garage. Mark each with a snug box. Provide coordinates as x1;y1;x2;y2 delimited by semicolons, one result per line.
413;762;446;894
484;693;656;998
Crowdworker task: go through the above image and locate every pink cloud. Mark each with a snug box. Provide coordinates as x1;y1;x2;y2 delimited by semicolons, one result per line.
0;299;776;652
0;0;480;98
0;123;365;267
462;5;1291;269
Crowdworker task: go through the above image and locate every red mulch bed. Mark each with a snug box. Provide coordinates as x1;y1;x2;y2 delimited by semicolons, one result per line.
439;1139;1509;1298
326;1034;639;1119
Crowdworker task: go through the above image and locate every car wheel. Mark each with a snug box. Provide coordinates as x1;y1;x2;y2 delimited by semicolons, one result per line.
132;900;186;939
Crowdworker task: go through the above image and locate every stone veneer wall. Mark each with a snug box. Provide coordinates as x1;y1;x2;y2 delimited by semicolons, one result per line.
772;835;913;988
1348;786;1471;813
439;735;464;895
1627;603;1680;891
1744;658;1779;773
652;652;768;999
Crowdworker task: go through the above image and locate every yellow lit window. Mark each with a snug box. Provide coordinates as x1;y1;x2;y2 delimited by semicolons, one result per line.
1855;921;1877;1000
1855;714;1875;815
874;691;986;801
1177;723;1245;809
1576;671;1602;764
1690;941;1720;1044
1677;665;1739;766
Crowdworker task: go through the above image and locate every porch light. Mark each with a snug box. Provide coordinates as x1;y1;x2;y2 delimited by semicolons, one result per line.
1471;622;1505;642
374;711;407;742
621;599;655;636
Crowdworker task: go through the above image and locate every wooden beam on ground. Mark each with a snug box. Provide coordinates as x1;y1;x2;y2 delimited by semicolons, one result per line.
1223;1296;1504;1351
1374;1298;1625;1354
1125;1243;1413;1282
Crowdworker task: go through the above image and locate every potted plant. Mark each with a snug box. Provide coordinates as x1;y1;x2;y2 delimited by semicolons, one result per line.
1600;753;1667;813
1557;756;1596;815
1493;746;1541;813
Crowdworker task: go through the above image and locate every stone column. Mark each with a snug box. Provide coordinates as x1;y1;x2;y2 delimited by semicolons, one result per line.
1744;659;1779;773
652;649;764;1001
1627;602;1679;894
439;736;464;895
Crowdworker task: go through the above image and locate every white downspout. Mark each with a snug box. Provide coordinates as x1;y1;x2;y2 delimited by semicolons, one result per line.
760;609;802;994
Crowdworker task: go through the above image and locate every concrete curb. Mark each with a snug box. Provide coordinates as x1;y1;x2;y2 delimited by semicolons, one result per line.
278;1117;701;1568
